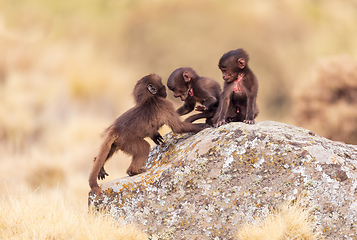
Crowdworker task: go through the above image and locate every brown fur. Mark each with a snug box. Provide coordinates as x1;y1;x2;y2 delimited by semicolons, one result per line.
167;67;221;126
89;74;205;195
213;48;259;127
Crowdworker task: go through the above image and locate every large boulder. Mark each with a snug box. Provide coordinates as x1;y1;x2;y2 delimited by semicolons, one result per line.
88;121;357;239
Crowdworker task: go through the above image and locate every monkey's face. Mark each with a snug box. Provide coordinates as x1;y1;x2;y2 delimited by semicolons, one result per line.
220;67;238;83
219;57;240;83
157;83;167;98
150;77;167;98
219;55;246;83
168;84;190;101
167;72;190;101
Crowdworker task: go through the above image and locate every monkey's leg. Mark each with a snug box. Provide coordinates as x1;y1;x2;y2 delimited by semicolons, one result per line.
206;117;214;126
243;96;256;124
126;139;150;176
254;104;259;119
151;132;164;145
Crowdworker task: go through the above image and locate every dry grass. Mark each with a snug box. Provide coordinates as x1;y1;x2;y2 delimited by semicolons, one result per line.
237;201;319;240
0;193;148;240
0;0;355;238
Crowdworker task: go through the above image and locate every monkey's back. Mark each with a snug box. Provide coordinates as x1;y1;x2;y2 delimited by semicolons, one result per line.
107;97;172;142
195;77;222;99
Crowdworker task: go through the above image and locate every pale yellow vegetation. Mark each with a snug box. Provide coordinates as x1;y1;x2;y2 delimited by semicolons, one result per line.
237;202;319;240
0;193;148;240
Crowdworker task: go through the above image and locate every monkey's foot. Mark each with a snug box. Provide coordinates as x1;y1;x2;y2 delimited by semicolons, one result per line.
127;168;147;176
98;168;109;180
214;120;227;128
153;133;164;145
243;119;255;124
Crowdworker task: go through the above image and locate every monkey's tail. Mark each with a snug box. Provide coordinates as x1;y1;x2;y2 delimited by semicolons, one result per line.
88;132;117;196
89;165;102;196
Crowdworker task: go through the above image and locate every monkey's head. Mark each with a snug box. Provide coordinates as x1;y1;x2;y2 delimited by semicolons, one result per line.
167;67;198;101
218;48;249;83
134;74;167;103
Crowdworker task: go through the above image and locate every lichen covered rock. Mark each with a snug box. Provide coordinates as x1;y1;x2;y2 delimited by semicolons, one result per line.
88;121;357;239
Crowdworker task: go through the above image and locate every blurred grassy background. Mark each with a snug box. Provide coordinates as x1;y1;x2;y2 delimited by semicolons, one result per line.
0;0;356;235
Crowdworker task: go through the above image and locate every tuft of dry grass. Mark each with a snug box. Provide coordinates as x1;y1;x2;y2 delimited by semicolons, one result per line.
237;201;319;240
0;193;148;240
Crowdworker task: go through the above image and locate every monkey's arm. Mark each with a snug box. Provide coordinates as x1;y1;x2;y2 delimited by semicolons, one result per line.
171;121;207;134
214;96;230;127
176;97;196;115
199;95;218;112
168;113;206;134
214;83;233;127
164;100;205;134
151;132;164;145
195;89;218;112
184;111;215;123
193;83;219;112
242;76;258;124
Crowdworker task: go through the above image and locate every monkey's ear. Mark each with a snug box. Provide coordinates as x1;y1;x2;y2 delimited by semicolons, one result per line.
147;84;157;95
238;58;246;69
183;71;191;83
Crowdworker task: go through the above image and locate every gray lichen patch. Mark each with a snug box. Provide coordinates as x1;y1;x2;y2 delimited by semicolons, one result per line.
88;121;357;240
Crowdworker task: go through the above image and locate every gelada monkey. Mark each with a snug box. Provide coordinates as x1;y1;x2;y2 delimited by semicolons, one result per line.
214;48;259;127
89;74;206;195
167;67;221;126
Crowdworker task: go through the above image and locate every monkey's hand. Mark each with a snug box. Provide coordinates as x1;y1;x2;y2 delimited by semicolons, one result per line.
243;119;255;124
195;105;207;112
214;119;226;128
152;132;164;145
98;167;109;180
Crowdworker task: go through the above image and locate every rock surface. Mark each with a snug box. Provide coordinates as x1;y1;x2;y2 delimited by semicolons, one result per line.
88;121;357;240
